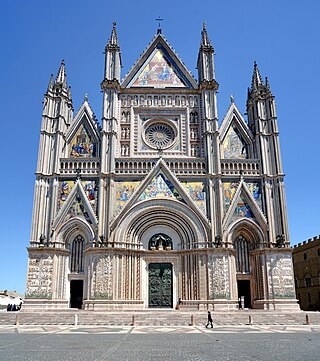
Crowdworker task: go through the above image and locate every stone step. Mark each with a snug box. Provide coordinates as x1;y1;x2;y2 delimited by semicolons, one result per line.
1;311;319;326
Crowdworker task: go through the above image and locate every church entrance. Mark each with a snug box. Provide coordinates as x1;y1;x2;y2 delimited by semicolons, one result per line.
237;280;251;309
70;280;83;309
148;263;173;308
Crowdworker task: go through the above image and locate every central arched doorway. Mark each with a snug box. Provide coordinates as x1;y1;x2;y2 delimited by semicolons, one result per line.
148;263;173;308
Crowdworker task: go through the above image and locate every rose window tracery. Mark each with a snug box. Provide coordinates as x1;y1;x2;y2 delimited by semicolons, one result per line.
144;123;175;149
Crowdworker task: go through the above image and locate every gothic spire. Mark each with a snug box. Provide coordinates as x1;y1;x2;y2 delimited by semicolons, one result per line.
106;22;120;50
200;21;213;49
251;61;263;90
55;59;67;88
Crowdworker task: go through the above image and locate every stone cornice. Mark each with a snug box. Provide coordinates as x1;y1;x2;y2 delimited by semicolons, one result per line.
27;246;70;256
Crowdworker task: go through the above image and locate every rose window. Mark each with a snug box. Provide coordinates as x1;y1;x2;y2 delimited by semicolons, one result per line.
145;123;175;149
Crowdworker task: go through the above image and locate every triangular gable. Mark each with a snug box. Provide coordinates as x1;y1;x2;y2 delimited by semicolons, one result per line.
53;180;98;230
219;103;253;160
111;158;209;229
122;34;197;89
223;179;267;229
65;100;100;158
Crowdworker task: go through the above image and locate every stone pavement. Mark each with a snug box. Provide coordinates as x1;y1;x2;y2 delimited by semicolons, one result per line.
0;324;319;334
0;326;319;361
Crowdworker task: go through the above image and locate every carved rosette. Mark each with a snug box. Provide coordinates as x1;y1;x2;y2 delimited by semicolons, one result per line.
208;254;230;299
266;253;295;298
92;255;113;299
26;254;54;299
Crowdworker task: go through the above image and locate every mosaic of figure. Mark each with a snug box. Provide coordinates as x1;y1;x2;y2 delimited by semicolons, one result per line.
84;182;95;201
132;49;185;87
246;182;262;209
182;182;206;215
231;194;255;221
59;181;75;207
140;174;183;201
223;182;239;211
114;181;140;215
64;195;92;224
222;125;248;159
70;125;95;157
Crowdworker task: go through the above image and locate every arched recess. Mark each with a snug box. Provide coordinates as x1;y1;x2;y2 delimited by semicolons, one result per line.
225;218;266;248
113;199;209;249
57;217;95;251
226;218;266;308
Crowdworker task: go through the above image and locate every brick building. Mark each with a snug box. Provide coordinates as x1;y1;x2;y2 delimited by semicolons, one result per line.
292;236;320;311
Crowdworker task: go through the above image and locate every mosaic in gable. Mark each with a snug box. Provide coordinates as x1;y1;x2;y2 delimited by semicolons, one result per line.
132;49;185;88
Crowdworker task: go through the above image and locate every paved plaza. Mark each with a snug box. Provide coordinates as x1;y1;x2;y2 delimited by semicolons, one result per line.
0;325;319;361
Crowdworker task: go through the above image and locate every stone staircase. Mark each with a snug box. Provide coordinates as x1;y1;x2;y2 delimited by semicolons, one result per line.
1;310;320;326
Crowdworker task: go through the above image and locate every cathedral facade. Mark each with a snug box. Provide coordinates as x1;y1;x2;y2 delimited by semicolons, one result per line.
25;23;298;311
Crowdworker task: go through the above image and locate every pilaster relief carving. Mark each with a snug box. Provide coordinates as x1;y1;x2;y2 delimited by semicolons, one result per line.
92;255;113;299
26;254;54;298
266;253;295;298
208;254;230;299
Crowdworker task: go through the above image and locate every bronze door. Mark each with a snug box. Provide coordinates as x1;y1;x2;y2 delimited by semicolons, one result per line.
148;263;173;308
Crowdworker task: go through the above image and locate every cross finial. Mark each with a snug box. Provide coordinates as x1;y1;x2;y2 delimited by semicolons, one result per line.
155;16;163;34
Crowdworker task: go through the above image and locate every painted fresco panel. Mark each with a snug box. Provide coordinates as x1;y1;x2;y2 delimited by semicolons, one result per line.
222;125;247;159
114;181;141;215
132;49;185;88
69;124;96;157
182;182;206;215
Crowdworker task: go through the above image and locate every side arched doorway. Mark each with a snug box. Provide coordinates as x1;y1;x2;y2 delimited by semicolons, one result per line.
228;219;266;310
234;235;252;308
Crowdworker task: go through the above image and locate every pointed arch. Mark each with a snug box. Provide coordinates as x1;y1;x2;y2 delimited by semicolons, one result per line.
56;217;95;249
225;217;266;249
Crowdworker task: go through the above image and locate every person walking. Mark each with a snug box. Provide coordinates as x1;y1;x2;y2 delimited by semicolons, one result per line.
205;311;213;328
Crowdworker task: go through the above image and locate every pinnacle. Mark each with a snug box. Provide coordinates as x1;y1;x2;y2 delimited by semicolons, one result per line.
200;21;212;49
107;21;119;47
55;59;67;88
47;73;54;90
251;61;263;90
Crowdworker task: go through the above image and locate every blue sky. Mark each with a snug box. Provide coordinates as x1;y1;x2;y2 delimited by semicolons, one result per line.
1;0;319;293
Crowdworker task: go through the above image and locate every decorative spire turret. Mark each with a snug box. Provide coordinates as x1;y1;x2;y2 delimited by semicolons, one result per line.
197;22;216;83
251;61;263;90
55;59;67;88
103;22;122;81
200;21;213;49
106;22;120;51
